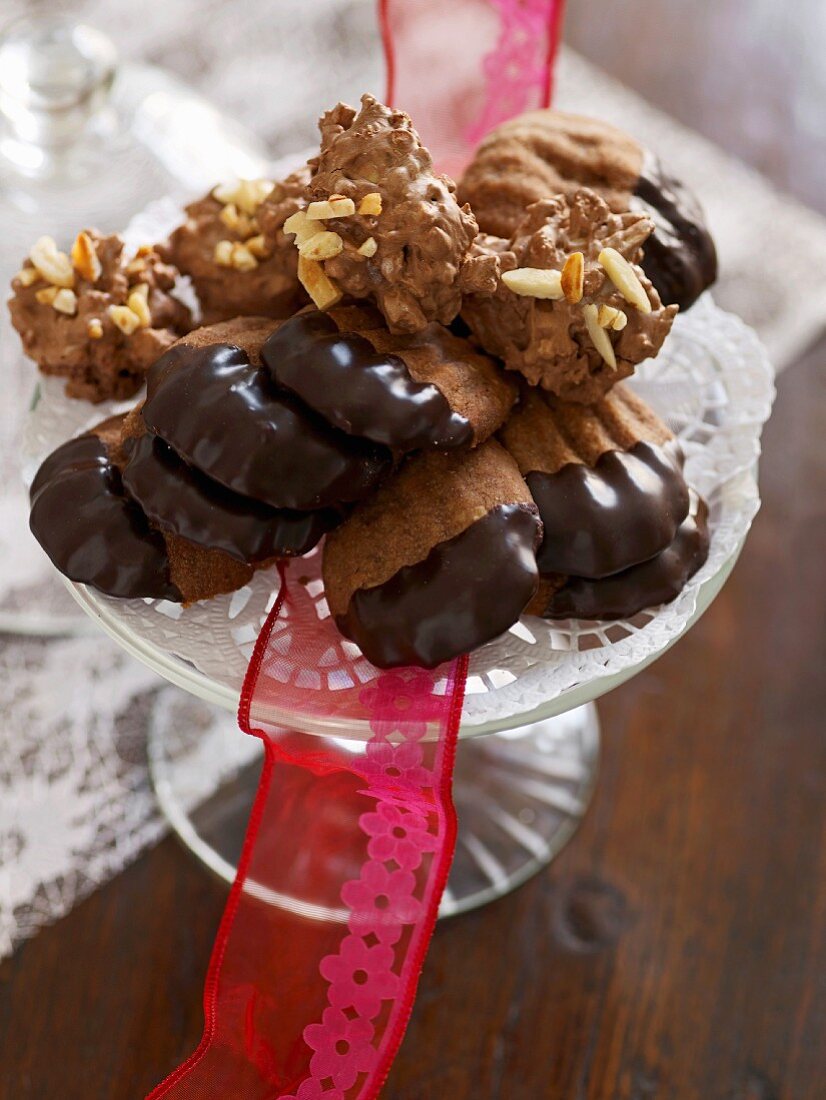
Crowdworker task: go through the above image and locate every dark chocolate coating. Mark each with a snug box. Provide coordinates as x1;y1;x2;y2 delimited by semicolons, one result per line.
527;440;690;580
121;431;338;564
142;343;391;511
336;503;542;669
262;311;473;450
540;494;709;620
29;434;180;601
633;154;718;311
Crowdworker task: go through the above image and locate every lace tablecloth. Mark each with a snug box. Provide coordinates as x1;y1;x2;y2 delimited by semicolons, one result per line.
0;3;813;957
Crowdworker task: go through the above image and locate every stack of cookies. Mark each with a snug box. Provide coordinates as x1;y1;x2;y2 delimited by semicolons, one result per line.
15;94;715;669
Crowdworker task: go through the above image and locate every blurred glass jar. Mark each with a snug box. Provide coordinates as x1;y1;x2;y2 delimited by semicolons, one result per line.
0;15;269;633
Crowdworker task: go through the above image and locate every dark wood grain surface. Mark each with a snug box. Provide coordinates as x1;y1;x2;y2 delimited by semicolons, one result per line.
1;335;823;1098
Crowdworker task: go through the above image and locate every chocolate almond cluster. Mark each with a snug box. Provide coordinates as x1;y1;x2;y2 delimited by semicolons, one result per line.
16;96;715;668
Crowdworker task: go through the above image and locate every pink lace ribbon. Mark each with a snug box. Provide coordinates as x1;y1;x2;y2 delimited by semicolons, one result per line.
147;3;566;1095
380;0;566;177
147;562;467;1099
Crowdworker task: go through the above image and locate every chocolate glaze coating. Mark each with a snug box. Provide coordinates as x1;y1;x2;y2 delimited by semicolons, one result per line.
142;342;392;511
527;439;690;579
30;434;180;601
633;155;718;311
262;311;472;450
336;503;541;669
536;494;709;620
121;431;338;564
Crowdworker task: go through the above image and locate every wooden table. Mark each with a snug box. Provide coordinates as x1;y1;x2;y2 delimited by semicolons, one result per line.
1;334;823;1097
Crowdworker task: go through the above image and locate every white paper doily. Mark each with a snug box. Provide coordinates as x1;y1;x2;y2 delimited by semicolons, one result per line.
24;292;775;736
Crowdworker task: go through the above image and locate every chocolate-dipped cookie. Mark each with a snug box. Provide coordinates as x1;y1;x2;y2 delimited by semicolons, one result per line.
30;421;181;601
275;95;498;333
141;318;392;511
164;170;309;324
9;230;191;403
463;190;677;403
119;409;338;564
500;384;689;578
458;109;717;311
323;442;542;668
261;303;516;450
527;491;709;620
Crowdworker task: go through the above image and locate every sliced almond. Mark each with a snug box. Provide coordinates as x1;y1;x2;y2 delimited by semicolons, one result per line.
357;236;378;258
298;256;342;311
214;239;234;266
561;252;584;303
15;267;40;288
127;285;152;327
298;230;344;262
599;248;652;314
283;210;324;246
582;303;617;370
52;288;78;315
71;231;102;283
358;192;382;217
108;304;141;336
29;236;75;288
87;318;104;340
597;304;621;328
501;267;564;300
35;286;59;305
306;195;356;221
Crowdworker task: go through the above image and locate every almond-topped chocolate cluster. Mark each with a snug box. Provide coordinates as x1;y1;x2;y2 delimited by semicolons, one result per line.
9;230;191;401
20;94;715;669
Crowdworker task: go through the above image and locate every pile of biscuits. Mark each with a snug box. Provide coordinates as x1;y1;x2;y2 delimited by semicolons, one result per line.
15;95;716;669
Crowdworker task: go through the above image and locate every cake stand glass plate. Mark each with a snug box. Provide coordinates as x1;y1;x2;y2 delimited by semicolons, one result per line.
23;293;775;915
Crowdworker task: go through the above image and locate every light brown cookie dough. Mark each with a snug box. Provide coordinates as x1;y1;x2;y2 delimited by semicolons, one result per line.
9;231;192;403
462;189;677;403
499;384;689;578
165;169;309;324
282;95;498;334
458;109;718;311
261;302;517;450
322;442;541;668
459;110;642;237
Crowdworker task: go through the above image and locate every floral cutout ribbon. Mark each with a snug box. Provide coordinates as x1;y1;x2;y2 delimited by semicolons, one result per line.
148;563;467;1099
148;1;565;1095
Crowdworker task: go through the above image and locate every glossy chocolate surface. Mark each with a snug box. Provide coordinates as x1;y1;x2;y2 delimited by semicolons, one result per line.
336;503;541;669
538;494;709;620
528;440;690;580
121;431;337;564
633;154;718;311
142;342;391;511
29;434;180;601
262;311;473;450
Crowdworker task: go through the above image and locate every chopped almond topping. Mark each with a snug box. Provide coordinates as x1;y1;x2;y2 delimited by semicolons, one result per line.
561;252;585;303
297;256;342;311
357;192;383;216
52;288;78;316
306;195;356;220
283;210;324;246
599;248;652;314
15;267;40;287
35;286;59;305
501;267;564;299
246;234;269;259
108;304;141;336
298;231;344;262
357;237;378;258
214;240;234;266
29;237;74;289
87;318;104;339
582;303;617;370
71;231;102;284
127;284;152;327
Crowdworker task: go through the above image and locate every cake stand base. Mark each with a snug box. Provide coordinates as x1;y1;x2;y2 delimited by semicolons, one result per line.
148;694;600;918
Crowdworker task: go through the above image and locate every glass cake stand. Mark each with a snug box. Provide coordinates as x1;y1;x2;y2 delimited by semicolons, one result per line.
26;294;774;916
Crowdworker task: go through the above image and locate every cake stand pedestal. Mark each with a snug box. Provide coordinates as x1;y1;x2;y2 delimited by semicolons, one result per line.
75;530;741;919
